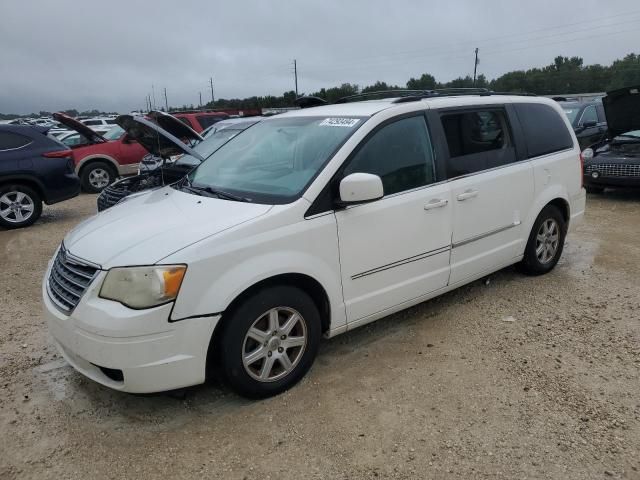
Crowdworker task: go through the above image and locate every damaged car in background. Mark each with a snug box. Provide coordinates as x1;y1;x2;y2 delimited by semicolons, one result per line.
52;112;149;193
582;85;640;193
96;113;260;211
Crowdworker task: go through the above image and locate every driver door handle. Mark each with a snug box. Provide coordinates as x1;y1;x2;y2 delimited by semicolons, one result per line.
456;189;479;201
424;199;448;210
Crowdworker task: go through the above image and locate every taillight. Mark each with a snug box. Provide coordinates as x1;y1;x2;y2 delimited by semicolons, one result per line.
579;153;584;189
43;150;73;158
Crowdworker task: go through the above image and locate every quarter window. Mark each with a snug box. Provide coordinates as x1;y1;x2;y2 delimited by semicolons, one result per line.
0;132;32;150
342;115;436;196
514;103;574;158
440;109;516;178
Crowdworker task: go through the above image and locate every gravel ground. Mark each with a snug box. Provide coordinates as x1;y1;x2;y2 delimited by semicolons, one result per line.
0;191;639;480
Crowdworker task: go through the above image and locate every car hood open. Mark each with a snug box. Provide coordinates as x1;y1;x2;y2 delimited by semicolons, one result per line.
603;85;640;138
116;114;205;161
52;112;106;144
64;186;272;267
147;110;204;143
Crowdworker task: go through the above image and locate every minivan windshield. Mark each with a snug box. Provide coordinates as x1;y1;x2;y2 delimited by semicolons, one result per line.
185;116;365;203
174;125;258;168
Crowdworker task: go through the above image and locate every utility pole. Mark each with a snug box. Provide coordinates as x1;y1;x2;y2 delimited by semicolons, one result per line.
473;48;479;86
152;84;157;110
199;92;202;108
210;77;215;104
164;88;168;111
293;59;298;97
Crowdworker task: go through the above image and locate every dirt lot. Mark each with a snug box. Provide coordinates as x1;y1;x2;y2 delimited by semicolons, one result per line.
0;192;639;479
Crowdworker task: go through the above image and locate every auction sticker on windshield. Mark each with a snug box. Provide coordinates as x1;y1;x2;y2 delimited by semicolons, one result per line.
319;118;360;128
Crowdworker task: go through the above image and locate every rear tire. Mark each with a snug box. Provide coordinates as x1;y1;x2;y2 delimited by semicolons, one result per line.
80;161;116;193
217;285;321;399
517;205;566;276
0;184;42;229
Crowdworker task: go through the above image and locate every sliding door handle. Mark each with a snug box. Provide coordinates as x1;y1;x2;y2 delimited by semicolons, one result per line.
424;199;449;210
456;189;479;201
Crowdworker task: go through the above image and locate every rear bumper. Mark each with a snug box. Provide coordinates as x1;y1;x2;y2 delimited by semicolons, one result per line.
42;264;220;393
44;173;81;205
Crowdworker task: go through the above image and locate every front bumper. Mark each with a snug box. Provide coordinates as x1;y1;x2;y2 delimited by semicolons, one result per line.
583;174;640;188
42;264;220;393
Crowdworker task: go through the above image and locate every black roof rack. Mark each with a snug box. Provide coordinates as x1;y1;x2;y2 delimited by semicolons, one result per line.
294;96;328;109
332;88;536;105
335;90;432;104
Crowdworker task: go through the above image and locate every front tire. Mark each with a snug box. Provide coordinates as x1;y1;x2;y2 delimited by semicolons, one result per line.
0;184;42;229
218;285;321;398
81;161;116;193
517;205;566;276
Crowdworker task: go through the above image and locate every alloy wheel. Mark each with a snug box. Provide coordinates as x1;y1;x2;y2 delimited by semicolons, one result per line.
89;168;110;189
535;218;560;264
0;191;35;224
242;307;308;382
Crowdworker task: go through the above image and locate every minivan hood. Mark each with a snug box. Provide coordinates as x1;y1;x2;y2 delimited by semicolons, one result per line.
603;85;640;138
64;186;271;267
52;112;106;144
116;114;205;160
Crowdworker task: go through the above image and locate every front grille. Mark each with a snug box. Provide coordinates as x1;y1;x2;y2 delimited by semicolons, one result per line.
97;184;129;211
96;173;162;212
585;163;640;177
47;246;99;313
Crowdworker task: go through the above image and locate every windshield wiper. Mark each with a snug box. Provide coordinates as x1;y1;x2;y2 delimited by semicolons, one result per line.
186;182;252;202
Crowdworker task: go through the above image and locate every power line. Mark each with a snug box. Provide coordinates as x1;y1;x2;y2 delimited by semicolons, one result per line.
306;9;640;72
303;16;640;76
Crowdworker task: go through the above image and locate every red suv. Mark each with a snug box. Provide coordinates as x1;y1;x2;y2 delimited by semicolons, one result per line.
53;113;147;192
172;111;230;132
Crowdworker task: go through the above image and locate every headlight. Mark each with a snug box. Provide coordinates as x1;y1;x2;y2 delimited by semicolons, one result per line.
99;265;186;309
582;148;594;160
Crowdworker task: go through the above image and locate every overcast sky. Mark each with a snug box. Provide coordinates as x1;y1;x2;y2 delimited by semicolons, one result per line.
1;0;639;114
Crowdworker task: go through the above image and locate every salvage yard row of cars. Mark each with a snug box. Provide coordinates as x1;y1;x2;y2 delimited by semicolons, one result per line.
0;85;635;398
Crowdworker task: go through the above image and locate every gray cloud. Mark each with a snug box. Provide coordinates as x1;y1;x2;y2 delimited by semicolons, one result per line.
1;0;639;114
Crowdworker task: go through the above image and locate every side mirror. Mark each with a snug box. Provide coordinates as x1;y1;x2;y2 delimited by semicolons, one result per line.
338;173;384;206
581;120;597;129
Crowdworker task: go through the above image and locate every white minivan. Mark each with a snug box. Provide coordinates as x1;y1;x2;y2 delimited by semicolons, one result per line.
43;91;586;398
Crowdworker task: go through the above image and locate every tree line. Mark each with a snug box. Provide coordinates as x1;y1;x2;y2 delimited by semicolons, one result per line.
204;53;640;109
3;53;639;118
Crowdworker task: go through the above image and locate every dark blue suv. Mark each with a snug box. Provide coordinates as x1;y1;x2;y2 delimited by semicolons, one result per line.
0;125;80;229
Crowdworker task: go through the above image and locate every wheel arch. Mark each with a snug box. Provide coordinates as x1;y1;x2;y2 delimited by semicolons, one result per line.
205;272;331;376
0;176;45;202
547;197;570;227
76;154;119;175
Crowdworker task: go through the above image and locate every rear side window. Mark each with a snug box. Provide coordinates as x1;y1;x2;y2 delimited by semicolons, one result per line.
0;131;32;150
440;108;516;178
343;115;436;196
196;115;226;129
83;120;101;126
514;103;574;158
